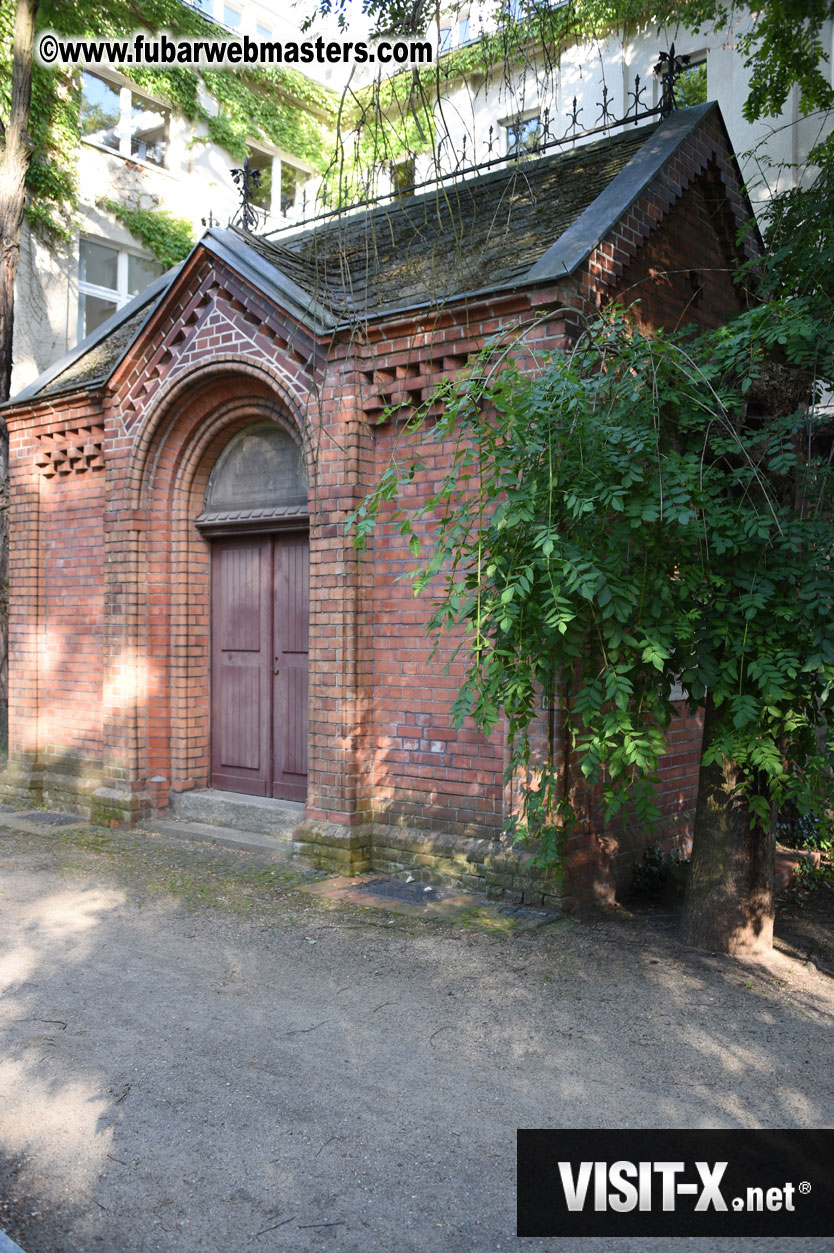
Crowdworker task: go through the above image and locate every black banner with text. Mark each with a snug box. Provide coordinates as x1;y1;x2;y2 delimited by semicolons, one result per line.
517;1129;833;1237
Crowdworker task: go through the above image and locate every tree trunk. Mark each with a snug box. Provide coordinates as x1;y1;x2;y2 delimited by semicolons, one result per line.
0;0;39;752
0;0;38;402
679;692;775;955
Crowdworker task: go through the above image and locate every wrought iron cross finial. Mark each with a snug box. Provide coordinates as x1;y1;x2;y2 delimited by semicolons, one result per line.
655;43;691;116
567;96;583;137
230;156;262;232
596;84;614;128
627;73;647;120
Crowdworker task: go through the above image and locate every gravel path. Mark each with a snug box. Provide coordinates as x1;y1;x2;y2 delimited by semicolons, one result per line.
0;821;832;1253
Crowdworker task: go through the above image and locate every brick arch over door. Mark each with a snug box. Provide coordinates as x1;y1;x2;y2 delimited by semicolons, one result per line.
128;367;313;810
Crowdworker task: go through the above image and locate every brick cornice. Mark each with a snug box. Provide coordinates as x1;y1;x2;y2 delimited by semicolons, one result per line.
4;389;105;432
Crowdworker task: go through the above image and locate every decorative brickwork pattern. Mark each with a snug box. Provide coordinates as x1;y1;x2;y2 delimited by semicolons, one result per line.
1;109;757;905
34;423;104;476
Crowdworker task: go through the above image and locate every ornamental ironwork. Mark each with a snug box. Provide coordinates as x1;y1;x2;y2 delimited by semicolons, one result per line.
263;50;690;238
230;156;264;233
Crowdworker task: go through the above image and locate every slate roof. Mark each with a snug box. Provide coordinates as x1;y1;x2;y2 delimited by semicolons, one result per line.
12;268;178;405
9;103;722;407
37;304;156;400
241;120;658;317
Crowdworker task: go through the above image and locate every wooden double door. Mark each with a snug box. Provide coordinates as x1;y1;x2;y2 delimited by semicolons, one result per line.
210;531;308;800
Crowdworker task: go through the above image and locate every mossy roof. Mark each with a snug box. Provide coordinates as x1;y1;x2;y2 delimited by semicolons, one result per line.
10;105;727;407
245;121;658;317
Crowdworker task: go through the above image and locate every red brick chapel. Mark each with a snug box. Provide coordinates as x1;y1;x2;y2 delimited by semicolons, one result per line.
1;102;758;907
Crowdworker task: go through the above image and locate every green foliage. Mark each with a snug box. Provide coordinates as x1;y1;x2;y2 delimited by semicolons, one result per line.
654;0;834;121
756;147;834;306
25;63;79;243
331;70;436;204
99;198;194;268
738;0;834;120
673;61;708;108
312;0;649;40
632;840;689;895
777;800;832;852
199;67;334;169
350;301;834;862
0;5;77;243
303;0;433;36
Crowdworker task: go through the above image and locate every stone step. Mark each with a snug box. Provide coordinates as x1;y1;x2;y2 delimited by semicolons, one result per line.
170;788;304;837
140;817;295;860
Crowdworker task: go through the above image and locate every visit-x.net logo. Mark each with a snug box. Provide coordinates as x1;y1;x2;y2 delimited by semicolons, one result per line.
517;1129;833;1237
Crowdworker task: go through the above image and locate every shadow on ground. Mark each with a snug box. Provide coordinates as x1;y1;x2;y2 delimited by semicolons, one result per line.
0;821;832;1253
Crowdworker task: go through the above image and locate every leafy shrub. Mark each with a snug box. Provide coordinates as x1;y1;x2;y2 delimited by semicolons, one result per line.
632;841;690;897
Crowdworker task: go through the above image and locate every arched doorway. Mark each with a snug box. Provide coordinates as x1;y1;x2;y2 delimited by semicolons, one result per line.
196;422;309;801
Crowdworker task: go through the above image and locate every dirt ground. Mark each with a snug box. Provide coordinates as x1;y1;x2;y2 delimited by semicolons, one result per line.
0;816;832;1253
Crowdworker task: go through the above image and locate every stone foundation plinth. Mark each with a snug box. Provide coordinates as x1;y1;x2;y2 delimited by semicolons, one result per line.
293;819;563;907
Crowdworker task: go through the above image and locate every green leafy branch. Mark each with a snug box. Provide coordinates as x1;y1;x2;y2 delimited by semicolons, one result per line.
348;300;834;866
99;198;194;268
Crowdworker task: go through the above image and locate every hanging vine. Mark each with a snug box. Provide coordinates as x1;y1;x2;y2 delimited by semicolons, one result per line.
98;198;194;267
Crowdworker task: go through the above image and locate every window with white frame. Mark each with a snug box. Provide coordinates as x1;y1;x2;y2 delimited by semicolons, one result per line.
278;160;309;218
80;72;169;167
504;112;542;157
246;147;274;212
77;239;161;341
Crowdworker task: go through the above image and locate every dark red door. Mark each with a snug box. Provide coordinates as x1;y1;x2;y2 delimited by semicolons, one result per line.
271;533;308;801
211;533;308;799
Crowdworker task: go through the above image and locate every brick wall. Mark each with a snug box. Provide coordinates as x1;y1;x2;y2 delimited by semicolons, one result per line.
2;110;755;902
6;397;108;810
608;164;747;331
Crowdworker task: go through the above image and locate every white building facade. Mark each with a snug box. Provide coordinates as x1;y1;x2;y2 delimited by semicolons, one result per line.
345;6;833;213
12;5;334;394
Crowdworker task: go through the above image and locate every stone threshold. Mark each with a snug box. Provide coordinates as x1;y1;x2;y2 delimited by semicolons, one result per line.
139;816;295;861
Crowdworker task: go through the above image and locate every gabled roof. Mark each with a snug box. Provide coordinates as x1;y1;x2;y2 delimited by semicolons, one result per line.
12;268;180;405
9;102;738;408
